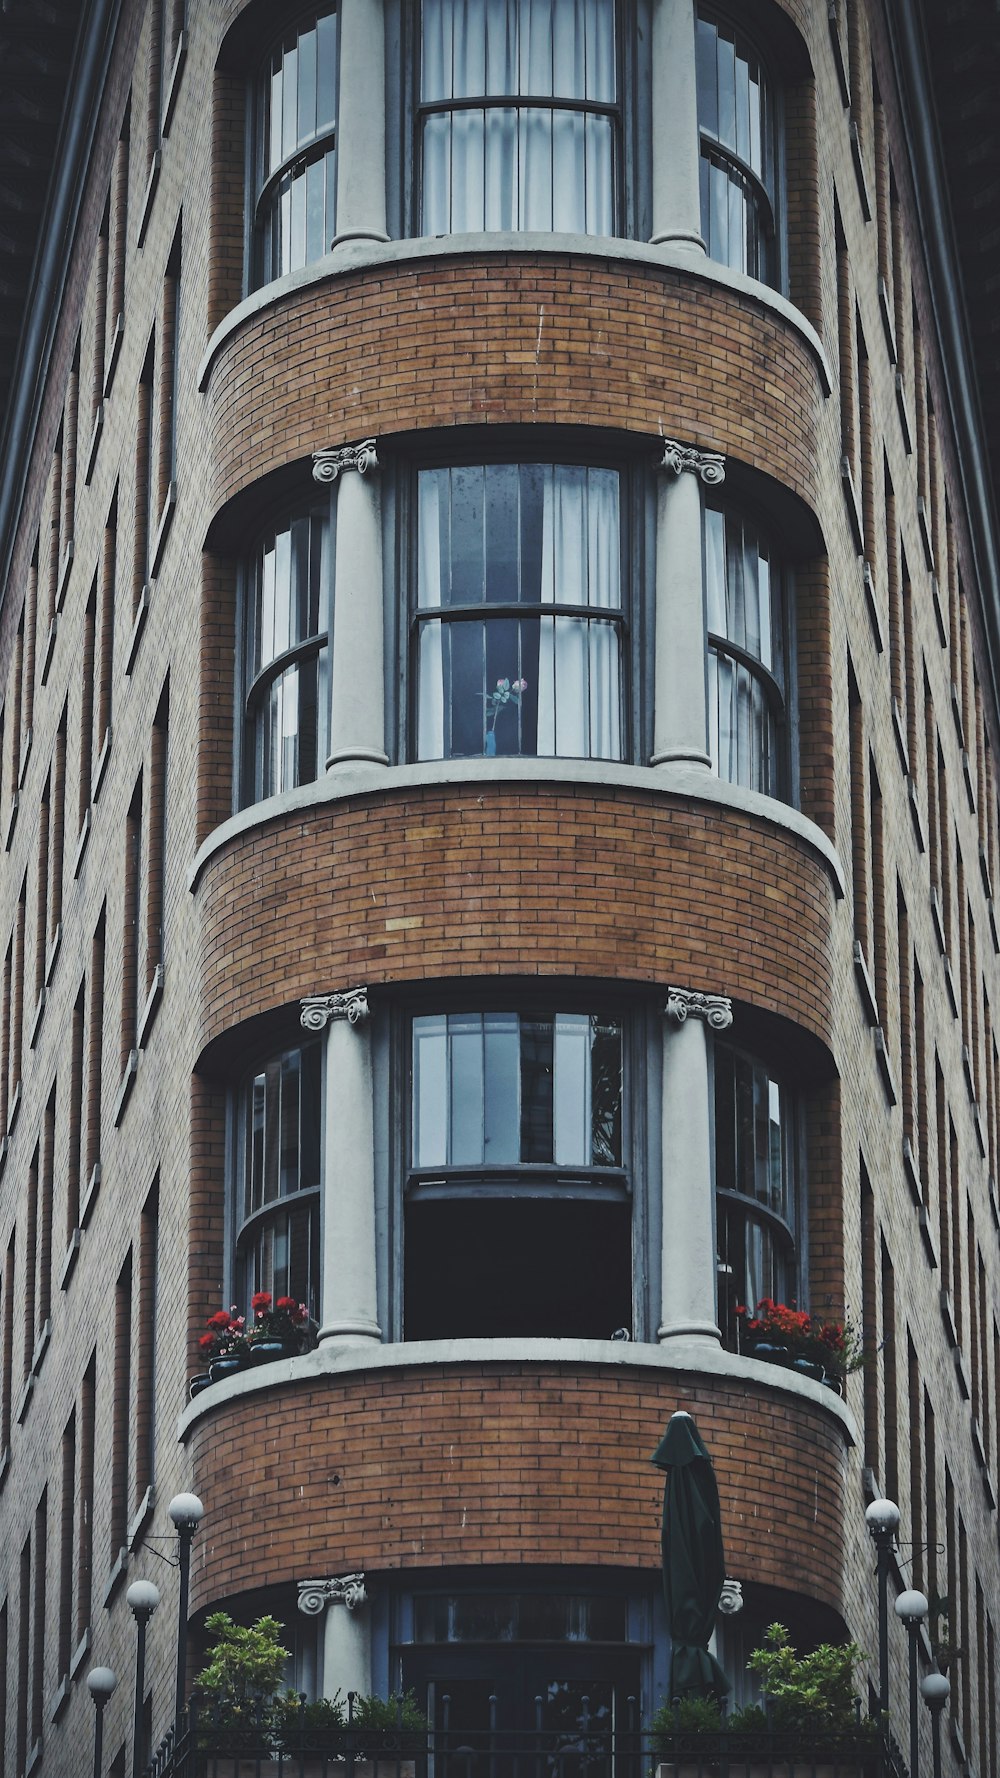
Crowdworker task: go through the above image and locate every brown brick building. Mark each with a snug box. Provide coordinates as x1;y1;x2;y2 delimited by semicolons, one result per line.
0;0;998;1773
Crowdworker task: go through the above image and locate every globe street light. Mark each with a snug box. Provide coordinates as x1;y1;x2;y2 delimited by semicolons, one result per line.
167;1493;204;1730
920;1671;950;1778
87;1666;118;1778
865;1498;900;1716
895;1588;928;1778
126;1579;161;1778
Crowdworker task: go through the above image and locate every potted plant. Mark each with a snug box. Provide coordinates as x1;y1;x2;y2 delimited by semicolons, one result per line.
736;1299;865;1389
195;1307;252;1387
247;1291;311;1361
652;1624;879;1778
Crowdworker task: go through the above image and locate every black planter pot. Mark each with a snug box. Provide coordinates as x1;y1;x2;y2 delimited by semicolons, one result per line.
189;1373;213;1399
209;1356;245;1383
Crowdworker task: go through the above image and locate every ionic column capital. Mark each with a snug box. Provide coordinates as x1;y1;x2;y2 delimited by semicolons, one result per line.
664;986;733;1030
298;1574;368;1616
659;438;726;485
312;439;380;483
719;1579;744;1616
300;988;370;1031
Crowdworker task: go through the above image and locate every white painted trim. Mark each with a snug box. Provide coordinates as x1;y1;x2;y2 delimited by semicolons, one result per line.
196;234;833;398
179;1337;857;1443
189;758;846;899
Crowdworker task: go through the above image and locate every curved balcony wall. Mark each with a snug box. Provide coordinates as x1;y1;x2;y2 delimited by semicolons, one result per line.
183;1351;852;1618
194;778;839;1057
201;248;826;519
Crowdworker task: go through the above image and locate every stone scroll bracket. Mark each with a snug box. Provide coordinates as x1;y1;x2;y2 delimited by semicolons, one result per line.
659;438;726;485
312;440;380;483
298;1574;368;1617
664;986;733;1030
300;988;371;1031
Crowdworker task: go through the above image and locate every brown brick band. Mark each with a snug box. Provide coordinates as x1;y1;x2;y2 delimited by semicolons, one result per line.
195;783;837;1054
204;255;824;515
187;1363;849;1617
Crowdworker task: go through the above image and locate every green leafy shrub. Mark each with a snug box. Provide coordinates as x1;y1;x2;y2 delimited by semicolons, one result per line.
195;1613;291;1713
746;1623;865;1737
351;1691;429;1737
650;1694;723;1743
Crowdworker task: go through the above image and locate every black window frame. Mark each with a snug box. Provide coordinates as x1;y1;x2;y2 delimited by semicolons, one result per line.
703;490;794;803
710;1034;805;1352
394;992;649;1343
695;4;785;293
248;5;341;294
398;443;650;767
229;1037;324;1324
236;490;334;811
402;0;651;243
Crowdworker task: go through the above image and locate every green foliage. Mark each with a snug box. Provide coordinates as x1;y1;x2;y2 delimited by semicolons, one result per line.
724;1704;769;1735
745;1623;863;1736
195;1613;291;1709
351;1691;429;1735
650;1694;723;1742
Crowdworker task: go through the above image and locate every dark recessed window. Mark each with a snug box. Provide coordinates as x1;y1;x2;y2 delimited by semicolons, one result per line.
714;1040;798;1347
252;10;338;289
704;499;787;797
418;0;619;235
406;1010;631;1338
696;9;779;288
414;463;625;762
242;504;331;806
235;1041;322;1319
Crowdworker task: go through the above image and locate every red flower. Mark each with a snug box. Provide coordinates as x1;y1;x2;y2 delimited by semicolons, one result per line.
251;1290;272;1316
207;1310;232;1330
198;1333;215;1351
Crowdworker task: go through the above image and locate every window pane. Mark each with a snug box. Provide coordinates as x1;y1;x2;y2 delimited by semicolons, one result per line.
553;1013;590;1166
590;1016;622;1164
520;1016;554;1161
413;1016;449;1167
254;11;337;289
450;1012;486;1165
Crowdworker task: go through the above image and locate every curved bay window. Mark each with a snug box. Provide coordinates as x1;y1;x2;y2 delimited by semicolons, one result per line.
704;500;786;797
242;505;331;806
696;9;778;288
713;1040;798;1349
406;1010;631;1338
419;0;619;236
235;1042;322;1321
415;463;624;761
253;10;338;288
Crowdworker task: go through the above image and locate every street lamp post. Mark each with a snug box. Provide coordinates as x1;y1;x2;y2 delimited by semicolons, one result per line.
87;1666;118;1778
168;1492;205;1731
895;1588;929;1778
126;1579;161;1778
865;1497;901;1716
920;1672;950;1778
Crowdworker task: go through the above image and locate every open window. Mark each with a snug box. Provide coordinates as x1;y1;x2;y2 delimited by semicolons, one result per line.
405;1009;632;1338
234;1040;322;1320
240;501;332;806
704;497;788;798
696;8;781;289
251;9;339;289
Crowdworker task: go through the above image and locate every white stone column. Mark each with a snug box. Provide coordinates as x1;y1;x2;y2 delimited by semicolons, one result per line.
332;0;389;250
301;989;382;1345
650;0;706;251
299;1575;372;1701
313;443;388;768
658;986;732;1347
650;439;726;769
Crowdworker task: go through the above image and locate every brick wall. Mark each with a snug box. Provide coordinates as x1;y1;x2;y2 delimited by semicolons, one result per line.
187;1362;851;1619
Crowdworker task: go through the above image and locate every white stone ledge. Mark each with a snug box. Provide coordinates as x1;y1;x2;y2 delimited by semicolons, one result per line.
179;1337;856;1443
196;233;833;398
189;758;846;900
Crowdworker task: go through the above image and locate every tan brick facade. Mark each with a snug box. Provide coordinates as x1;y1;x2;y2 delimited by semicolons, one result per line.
0;0;997;1773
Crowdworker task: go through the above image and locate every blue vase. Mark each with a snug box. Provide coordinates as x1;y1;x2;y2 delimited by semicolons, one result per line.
484;731;497;756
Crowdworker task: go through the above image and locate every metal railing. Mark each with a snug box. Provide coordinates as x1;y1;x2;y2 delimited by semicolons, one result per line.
143;1692;907;1778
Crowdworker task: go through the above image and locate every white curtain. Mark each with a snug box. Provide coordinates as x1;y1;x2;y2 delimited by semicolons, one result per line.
537;466;620;757
421;0;615;234
417;472;446;759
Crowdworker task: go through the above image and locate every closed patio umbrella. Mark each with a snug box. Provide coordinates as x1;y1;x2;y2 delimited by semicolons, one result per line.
651;1410;730;1702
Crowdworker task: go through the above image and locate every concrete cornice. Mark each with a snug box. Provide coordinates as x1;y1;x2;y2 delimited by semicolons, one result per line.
188;758;847;900
196;232;833;398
